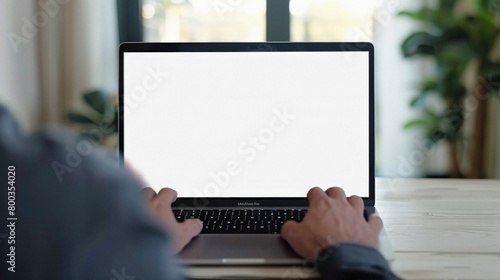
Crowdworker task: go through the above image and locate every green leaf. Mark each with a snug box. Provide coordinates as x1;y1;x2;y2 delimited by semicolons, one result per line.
410;95;425;107
422;79;439;91
404;119;427;130
423;108;440;122
439;0;459;11
422;109;443;135
66;112;97;124
398;8;455;28
440;25;469;43
473;0;497;13
398;10;431;22
401;32;440;57
458;14;498;56
83;90;108;115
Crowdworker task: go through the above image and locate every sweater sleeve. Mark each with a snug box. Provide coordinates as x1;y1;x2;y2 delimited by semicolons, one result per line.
316;243;402;280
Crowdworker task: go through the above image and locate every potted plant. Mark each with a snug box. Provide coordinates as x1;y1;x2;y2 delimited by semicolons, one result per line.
400;0;500;178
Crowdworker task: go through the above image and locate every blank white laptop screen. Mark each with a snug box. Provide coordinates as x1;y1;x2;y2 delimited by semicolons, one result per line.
123;51;369;198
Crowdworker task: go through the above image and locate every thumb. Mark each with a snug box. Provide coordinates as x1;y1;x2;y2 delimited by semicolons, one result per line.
368;215;383;234
180;218;203;239
169;219;203;255
281;220;299;242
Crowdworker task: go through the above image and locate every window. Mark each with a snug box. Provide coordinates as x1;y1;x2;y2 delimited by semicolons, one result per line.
142;0;266;42
141;0;384;42
290;0;383;41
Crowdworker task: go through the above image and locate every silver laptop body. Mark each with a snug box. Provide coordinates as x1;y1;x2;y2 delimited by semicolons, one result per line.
119;42;394;265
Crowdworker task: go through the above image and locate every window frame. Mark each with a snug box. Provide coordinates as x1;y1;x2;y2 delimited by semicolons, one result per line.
119;0;291;43
117;0;144;43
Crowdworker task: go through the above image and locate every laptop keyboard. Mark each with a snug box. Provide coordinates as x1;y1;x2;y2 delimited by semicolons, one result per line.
173;209;369;234
173;209;306;234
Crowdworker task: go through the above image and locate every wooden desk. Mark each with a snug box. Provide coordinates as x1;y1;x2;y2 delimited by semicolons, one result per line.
185;179;500;279
377;178;500;279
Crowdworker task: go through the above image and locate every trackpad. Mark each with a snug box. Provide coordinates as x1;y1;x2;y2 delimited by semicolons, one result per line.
178;234;302;265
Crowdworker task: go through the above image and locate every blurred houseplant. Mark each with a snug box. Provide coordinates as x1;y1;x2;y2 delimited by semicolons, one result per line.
66;90;118;149
400;0;500;178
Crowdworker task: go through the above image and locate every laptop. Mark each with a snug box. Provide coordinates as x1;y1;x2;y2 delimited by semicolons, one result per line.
119;42;394;265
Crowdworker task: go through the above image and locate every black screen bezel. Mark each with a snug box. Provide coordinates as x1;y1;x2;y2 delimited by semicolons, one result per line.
119;42;375;207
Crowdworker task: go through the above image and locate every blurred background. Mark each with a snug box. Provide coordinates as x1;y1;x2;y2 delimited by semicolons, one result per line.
1;0;499;179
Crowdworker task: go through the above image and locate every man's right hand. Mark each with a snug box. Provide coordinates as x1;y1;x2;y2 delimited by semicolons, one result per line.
281;187;383;259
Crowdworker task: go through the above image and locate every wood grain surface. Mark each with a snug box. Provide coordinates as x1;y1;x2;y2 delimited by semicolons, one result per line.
377;178;500;279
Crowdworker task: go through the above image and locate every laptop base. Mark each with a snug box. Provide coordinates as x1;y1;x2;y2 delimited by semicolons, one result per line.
178;207;394;266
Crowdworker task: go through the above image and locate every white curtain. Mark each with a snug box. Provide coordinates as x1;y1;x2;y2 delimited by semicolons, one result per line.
1;1;40;131
38;0;119;124
0;0;118;129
